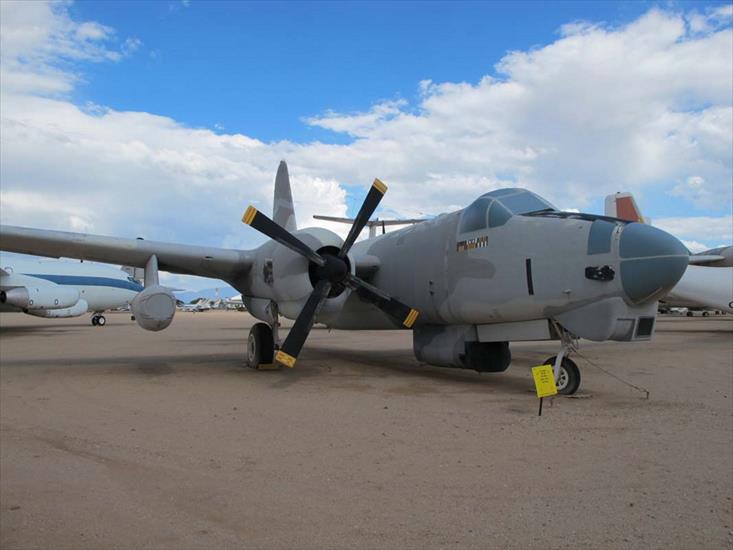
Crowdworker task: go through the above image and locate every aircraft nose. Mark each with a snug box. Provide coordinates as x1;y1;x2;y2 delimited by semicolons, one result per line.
618;223;689;304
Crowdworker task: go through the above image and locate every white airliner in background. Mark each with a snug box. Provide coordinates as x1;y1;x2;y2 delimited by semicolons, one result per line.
0;256;143;326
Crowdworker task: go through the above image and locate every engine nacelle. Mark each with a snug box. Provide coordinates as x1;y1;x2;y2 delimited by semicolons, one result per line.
248;226;355;322
131;285;176;331
0;286;80;310
27;299;89;319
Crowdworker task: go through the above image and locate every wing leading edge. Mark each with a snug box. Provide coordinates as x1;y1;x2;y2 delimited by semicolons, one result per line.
0;225;253;281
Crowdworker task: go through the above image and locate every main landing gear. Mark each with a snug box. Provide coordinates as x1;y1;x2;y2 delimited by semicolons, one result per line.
247;322;275;367
91;314;106;327
245;300;282;369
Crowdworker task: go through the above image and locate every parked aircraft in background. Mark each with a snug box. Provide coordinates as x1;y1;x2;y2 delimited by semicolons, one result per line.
662;267;733;314
0;257;143;325
227;294;245;310
605;193;732;313
178;298;212;312
0;162;689;394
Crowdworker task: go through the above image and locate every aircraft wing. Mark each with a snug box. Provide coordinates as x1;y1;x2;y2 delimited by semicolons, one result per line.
0;225;253;281
688;254;726;265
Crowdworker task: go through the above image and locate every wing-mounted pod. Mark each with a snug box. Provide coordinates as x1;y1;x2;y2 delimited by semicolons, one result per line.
131;255;176;331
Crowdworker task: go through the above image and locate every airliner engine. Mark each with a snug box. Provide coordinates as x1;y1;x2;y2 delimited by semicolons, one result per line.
0;286;80;310
131;285;176;331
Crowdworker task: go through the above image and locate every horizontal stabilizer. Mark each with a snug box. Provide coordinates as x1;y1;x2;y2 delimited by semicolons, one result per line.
314;214;426;238
314;215;426;227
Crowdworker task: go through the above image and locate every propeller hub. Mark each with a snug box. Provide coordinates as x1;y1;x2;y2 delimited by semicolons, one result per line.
316;253;348;283
308;246;350;297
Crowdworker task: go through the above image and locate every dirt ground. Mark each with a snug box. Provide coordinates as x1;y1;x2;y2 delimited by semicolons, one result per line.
1;311;731;550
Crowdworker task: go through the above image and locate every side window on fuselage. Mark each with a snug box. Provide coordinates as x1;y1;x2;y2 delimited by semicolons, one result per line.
458;197;491;233
488;201;512;228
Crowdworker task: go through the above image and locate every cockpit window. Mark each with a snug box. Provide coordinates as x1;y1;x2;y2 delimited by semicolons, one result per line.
458;197;491;233
488;201;512;228
483;189;556;215
459;188;557;234
484;188;521;198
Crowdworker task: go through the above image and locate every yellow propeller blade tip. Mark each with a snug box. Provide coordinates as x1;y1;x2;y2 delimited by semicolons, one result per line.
372;178;388;194
403;309;419;328
242;206;258;225
275;350;297;368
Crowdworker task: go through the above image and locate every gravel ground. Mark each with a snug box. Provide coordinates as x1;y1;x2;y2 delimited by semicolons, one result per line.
1;311;731;549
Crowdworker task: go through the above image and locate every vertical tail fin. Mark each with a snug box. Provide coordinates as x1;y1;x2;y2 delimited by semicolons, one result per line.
604;192;649;224
273;161;297;231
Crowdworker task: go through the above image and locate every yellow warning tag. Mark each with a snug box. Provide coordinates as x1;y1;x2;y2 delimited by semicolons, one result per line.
532;364;558;398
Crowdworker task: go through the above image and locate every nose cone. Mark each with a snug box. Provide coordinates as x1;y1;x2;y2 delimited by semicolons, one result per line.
619;223;689;304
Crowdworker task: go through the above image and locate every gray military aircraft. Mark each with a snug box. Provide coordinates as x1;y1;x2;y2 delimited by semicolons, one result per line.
0;162;689;394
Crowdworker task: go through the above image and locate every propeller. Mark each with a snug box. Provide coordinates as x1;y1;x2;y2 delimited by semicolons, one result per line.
242;178;419;368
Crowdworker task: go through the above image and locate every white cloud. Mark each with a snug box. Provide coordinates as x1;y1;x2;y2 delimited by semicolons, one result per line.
670;175;719;209
713;4;733;20
306;99;407;138
682;240;716;253
655;216;733;243
0;2;731;266
0;0;140;95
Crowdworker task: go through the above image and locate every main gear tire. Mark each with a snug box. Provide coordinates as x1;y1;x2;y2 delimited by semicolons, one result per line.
247;323;274;368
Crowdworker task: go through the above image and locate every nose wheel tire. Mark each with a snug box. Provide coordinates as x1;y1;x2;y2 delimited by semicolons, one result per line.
542;355;580;395
91;315;106;327
247;323;274;368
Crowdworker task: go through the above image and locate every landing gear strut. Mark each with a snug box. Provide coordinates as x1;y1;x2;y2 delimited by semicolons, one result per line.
545;321;581;395
91;314;106;327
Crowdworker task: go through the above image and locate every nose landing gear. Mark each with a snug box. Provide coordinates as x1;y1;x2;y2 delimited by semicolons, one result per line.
91;314;106;327
545;321;581;395
542;354;580;395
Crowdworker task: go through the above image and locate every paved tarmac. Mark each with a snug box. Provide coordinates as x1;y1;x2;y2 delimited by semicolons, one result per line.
1;311;731;549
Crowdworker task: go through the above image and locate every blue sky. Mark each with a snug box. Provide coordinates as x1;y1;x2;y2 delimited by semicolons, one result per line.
0;1;731;290
72;0;716;143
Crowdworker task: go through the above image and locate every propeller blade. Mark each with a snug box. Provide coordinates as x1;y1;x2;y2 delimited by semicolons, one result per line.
346;274;419;328
243;206;325;267
274;279;332;368
338;179;387;258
